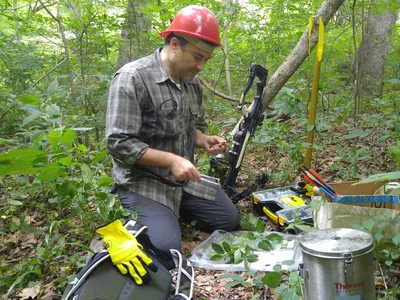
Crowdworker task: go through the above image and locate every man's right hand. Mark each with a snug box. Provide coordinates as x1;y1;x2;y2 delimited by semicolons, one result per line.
169;155;201;182
137;148;201;182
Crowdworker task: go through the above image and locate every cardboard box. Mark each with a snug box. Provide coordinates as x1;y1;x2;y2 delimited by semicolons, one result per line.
316;181;400;231
330;181;400;210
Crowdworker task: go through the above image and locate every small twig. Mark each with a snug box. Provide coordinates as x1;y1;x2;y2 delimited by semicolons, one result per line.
31;58;66;88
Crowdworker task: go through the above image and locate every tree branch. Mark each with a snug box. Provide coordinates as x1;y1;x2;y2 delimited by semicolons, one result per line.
261;0;346;110
198;75;238;102
31;58;66;88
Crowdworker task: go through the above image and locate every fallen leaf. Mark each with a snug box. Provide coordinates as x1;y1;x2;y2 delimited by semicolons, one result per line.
18;282;40;300
21;232;38;249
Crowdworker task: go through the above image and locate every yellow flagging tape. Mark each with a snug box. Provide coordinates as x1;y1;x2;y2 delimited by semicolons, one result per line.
308;16;324;61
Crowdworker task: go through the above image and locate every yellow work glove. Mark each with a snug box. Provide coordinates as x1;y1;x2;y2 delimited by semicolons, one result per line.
96;220;158;285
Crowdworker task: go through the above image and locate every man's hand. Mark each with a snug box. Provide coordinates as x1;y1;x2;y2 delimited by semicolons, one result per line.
195;130;227;155
169;155;201;182
203;136;227;156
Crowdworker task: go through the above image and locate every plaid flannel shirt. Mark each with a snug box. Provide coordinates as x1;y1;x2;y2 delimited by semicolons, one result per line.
106;49;217;215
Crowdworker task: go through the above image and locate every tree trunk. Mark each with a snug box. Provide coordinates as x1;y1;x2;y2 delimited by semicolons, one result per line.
261;0;346;110
223;0;238;98
39;0;77;103
353;0;399;98
223;22;233;98
117;0;151;69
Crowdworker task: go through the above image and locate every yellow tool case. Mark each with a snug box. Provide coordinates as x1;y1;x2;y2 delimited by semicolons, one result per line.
252;186;313;231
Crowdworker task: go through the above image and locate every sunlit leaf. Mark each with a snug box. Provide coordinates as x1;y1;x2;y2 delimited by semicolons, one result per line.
81;164;93;183
354;172;400;184
36;162;66;181
18;94;41;106
60;129;76;148
48;129;62;150
93;150;108;163
98;175;114;187
47;78;58;97
58;156;74;166
261;272;281;288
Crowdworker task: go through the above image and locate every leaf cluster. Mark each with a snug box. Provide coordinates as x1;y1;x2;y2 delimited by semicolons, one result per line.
353;211;400;266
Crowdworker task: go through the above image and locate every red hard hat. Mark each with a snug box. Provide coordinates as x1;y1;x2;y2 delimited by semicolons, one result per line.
159;5;221;46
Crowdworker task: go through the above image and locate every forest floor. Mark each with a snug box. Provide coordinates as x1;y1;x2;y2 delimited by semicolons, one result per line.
177;116;400;300
1;117;400;299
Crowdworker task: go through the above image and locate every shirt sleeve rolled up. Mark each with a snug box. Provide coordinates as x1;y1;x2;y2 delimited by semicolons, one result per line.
106;71;149;166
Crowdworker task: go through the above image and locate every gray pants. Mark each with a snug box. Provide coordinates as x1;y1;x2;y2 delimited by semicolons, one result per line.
117;186;240;269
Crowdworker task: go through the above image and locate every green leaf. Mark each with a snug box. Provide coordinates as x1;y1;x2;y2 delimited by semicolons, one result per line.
344;129;371;140
0;149;46;176
261;272;282;288
0;148;46;163
8;200;23;206
273;264;282;272
18;94;41;106
277;287;300;300
266;233;284;241
58;156;74;166
47;77;58;97
306;125;315;132
226;280;242;289
106;195;116;208
78;144;88;151
36;162;66;181
373;215;387;221
247;231;256;240
393;233;400;246
362;219;375;232
210;254;224;261
377;221;389;229
390;188;400;195
282;260;295;266
234;248;242;264
98;175;114;187
0;159;40;176
48;129;62;150
211;243;225;254
374;230;385;244
81;164;93;183
256;218;266;233
60;129;76;148
31;130;46;144
217;273;243;281
45;104;61;118
5;271;37;298
22;111;41;127
93;150;108;163
242;281;252;288
259;239;273;251
222;241;231;253
354;171;400;184
217;273;244;288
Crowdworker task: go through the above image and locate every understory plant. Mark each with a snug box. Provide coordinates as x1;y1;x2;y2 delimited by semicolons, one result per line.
352;211;400;266
212;215;303;299
0;93;129;297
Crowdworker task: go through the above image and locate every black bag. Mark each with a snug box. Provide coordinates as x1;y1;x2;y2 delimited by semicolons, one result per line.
62;221;194;300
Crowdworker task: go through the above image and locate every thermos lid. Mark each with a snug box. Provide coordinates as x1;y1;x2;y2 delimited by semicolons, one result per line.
300;228;374;258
